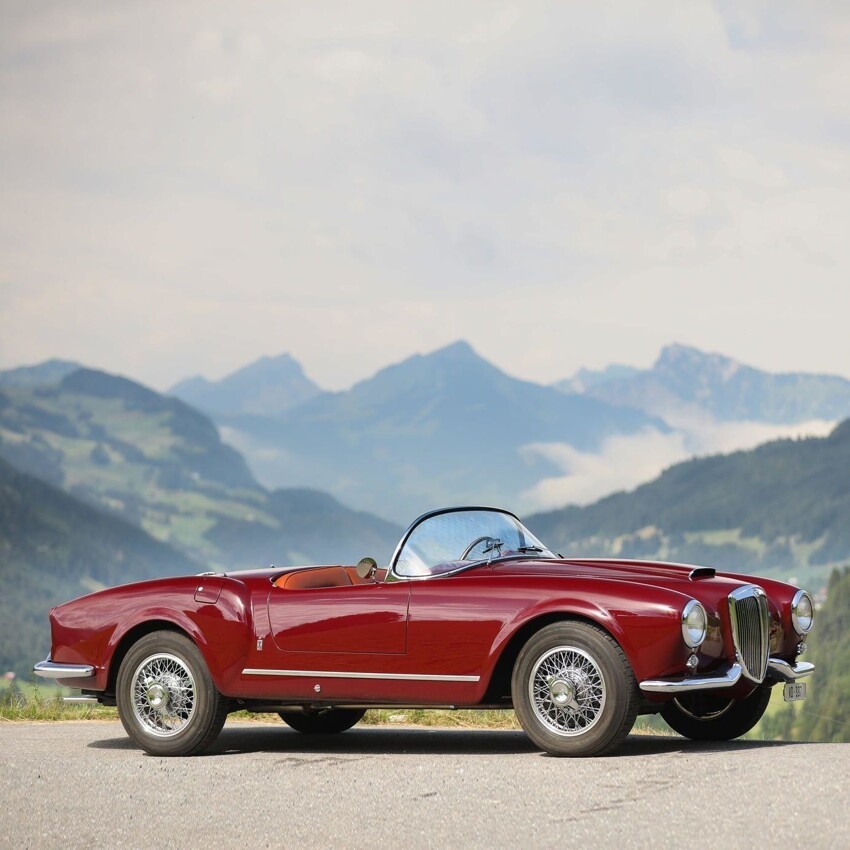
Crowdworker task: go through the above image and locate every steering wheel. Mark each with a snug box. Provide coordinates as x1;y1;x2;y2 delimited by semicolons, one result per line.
460;536;502;561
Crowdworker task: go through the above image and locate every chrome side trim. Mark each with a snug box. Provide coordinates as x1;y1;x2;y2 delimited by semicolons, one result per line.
33;659;95;680
639;663;743;694
242;668;480;682
63;696;100;704
766;659;816;682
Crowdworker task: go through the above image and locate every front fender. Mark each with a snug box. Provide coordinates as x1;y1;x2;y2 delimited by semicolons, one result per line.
480;579;699;690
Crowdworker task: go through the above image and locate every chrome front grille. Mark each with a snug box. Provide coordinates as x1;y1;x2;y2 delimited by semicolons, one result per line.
728;585;769;683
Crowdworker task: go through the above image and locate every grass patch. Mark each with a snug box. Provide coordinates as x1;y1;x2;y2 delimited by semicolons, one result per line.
0;686;117;721
0;689;680;736
361;708;521;729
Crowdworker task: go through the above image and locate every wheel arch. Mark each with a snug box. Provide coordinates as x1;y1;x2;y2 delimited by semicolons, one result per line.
106;619;200;695
480;611;629;704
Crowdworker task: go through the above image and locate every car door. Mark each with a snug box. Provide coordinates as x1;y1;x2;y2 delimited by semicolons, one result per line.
267;581;410;655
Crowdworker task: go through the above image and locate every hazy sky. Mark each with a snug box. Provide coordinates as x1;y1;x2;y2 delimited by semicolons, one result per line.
2;1;850;391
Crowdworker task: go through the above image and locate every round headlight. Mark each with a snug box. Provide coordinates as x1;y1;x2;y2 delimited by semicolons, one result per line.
681;599;707;648
791;590;814;635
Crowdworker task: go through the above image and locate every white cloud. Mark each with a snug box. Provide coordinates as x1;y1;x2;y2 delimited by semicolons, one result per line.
520;418;836;511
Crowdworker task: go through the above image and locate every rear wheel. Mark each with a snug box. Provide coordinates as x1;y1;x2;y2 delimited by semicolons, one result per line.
278;708;366;734
512;622;639;757
116;630;228;756
660;684;772;740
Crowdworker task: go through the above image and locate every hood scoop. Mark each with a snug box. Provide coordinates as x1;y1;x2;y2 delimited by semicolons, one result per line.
689;567;716;580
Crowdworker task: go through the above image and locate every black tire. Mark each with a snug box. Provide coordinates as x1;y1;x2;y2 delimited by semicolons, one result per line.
660;684;772;741
511;621;639;757
116;630;228;756
278;708;367;734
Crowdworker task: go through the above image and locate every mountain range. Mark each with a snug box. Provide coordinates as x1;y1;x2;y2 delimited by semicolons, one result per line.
555;343;850;425
208;341;667;520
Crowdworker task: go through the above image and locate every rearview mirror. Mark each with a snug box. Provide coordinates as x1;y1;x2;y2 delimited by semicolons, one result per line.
356;557;378;580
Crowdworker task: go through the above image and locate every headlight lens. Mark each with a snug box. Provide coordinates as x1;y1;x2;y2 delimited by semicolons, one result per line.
681;599;707;648
791;590;814;635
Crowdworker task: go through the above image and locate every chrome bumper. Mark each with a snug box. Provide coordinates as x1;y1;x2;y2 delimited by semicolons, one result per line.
765;658;816;682
33;659;95;680
639;658;815;694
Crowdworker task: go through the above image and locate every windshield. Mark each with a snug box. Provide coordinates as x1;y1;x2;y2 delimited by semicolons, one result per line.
392;508;556;578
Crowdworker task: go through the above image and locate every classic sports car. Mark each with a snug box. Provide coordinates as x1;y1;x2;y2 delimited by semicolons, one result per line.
34;506;815;757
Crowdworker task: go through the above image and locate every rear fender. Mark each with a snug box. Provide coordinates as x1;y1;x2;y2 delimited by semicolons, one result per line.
48;578;254;694
104;584;253;694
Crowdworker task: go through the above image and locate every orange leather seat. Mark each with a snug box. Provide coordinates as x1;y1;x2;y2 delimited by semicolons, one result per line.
274;566;390;589
278;567;352;590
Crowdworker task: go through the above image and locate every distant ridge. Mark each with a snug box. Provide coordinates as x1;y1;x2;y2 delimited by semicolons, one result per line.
170;353;322;417
0;359;81;387
555;343;850;424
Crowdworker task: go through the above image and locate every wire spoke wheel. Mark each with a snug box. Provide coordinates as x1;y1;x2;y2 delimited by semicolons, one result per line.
512;622;638;756
131;652;197;738
529;646;606;737
117;631;228;756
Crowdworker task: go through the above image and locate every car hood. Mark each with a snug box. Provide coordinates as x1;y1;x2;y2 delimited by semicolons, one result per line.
488;557;766;611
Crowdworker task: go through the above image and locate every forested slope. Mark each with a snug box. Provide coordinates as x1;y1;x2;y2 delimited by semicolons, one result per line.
0;457;198;678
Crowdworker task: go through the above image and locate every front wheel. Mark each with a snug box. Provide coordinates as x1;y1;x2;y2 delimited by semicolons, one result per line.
116;630;228;756
511;622;639;757
660;684;772;740
278;708;366;734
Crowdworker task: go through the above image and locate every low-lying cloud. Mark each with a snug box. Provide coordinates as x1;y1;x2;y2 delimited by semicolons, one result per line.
520;419;837;512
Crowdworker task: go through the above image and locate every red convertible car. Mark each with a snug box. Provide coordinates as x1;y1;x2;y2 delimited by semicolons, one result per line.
34;507;815;757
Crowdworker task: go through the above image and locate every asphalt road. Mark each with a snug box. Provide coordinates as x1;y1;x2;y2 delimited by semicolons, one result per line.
1;720;846;849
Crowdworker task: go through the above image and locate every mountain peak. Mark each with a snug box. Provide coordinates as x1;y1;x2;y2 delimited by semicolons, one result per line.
170;352;321;418
0;358;82;388
227;352;302;379
428;340;478;360
654;343;742;383
655;342;735;367
396;340;502;380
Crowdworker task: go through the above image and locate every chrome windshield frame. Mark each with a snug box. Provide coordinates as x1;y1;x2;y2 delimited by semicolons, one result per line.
386;505;553;582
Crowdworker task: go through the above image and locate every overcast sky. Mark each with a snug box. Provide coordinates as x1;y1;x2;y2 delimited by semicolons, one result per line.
2;1;849;392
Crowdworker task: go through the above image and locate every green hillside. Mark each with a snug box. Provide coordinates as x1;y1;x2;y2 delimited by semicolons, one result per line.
758;566;850;743
0;456;198;678
526;420;850;590
0;368;401;571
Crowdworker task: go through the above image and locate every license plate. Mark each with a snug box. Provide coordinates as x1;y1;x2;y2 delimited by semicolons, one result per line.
784;682;806;702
